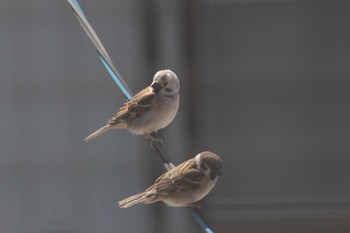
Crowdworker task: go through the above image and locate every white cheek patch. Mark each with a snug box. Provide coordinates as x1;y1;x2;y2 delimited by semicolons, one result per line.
194;154;202;168
195;154;213;179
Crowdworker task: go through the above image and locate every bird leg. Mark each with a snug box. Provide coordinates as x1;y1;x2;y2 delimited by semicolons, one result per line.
187;203;203;212
144;133;164;148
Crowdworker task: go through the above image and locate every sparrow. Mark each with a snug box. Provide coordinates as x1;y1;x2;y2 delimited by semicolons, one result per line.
118;151;223;208
84;70;180;142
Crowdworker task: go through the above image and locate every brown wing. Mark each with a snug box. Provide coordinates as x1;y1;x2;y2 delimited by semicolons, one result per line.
151;160;204;194
108;86;156;124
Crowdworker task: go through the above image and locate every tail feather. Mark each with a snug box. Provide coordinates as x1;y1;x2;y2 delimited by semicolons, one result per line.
84;125;111;142
119;192;150;208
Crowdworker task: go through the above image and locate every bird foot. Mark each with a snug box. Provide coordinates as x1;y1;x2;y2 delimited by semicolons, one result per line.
187;203;203;212
144;133;164;148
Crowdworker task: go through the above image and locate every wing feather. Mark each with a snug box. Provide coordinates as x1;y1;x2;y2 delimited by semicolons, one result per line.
152;160;204;194
108;87;156;124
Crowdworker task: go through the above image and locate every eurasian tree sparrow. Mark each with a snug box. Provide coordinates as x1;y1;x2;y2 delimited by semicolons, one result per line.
84;70;180;142
118;151;223;208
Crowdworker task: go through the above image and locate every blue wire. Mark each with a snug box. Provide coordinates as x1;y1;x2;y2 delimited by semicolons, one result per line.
72;0;85;18
99;55;132;100
71;0;132;100
191;209;214;233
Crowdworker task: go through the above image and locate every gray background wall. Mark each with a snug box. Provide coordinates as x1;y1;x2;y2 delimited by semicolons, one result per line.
1;0;350;233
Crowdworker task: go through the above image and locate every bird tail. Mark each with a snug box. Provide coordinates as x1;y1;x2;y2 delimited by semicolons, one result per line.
118;192;151;208
84;125;111;142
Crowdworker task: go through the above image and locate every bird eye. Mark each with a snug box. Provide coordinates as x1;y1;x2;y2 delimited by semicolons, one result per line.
165;88;172;92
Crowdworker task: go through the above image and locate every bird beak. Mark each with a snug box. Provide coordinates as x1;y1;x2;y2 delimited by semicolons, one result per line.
151;82;162;93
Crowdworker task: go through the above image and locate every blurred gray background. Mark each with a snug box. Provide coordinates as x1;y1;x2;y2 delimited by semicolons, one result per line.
1;0;350;233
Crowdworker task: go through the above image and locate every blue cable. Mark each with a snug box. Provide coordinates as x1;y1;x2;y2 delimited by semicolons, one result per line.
191;209;214;233
99;55;132;100
71;0;85;17
67;1;215;232
70;0;132;100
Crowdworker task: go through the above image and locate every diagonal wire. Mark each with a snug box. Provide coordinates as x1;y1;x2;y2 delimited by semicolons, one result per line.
66;1;215;232
68;0;133;100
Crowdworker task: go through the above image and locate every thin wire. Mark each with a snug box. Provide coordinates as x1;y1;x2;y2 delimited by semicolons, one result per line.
68;0;133;100
66;1;215;232
191;209;214;233
150;132;175;170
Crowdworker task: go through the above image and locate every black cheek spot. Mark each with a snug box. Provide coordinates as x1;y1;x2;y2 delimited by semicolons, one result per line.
165;88;172;92
200;162;206;170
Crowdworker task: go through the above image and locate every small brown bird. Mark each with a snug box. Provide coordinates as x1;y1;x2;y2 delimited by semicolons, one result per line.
118;151;223;208
84;70;180;142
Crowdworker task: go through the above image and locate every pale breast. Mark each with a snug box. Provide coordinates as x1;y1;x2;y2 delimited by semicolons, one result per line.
128;94;179;134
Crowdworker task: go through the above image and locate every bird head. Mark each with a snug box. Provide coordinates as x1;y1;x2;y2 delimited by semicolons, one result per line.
151;70;180;96
195;151;223;181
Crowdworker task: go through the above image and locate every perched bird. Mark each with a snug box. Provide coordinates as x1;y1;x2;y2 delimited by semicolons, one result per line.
118;151;223;208
84;70;180;142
